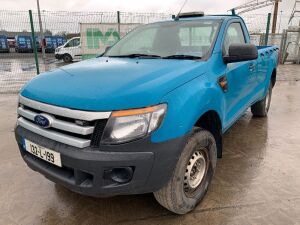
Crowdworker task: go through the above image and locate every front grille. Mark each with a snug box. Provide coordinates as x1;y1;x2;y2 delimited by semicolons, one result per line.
17;96;111;149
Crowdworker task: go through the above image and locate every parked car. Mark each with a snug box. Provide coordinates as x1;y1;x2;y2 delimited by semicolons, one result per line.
15;35;33;53
55;37;81;63
0;35;9;53
15;12;278;214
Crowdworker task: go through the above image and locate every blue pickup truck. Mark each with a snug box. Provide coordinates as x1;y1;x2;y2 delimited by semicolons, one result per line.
15;12;278;214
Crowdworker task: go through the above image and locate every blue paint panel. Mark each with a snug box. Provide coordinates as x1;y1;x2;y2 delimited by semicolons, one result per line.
21;57;206;111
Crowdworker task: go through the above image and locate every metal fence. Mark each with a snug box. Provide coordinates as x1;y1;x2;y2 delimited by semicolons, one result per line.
0;10;298;94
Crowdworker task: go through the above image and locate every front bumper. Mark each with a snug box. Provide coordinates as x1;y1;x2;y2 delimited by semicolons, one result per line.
55;54;63;60
15;126;188;197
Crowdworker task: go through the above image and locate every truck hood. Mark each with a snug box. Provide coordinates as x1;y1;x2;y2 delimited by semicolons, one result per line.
21;57;207;111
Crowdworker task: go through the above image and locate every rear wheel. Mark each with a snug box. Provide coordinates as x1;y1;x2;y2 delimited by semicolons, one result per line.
251;82;272;117
154;128;217;214
63;54;72;63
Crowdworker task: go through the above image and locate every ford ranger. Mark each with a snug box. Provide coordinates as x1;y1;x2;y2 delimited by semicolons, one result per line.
15;12;278;214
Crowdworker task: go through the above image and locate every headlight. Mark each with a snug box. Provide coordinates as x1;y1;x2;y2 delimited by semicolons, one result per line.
101;104;167;144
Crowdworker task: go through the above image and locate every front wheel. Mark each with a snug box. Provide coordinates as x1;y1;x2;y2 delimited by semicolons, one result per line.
154;128;217;214
63;54;73;63
251;82;272;117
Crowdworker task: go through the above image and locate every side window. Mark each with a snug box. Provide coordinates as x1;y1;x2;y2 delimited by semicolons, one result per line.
223;23;246;55
73;38;80;47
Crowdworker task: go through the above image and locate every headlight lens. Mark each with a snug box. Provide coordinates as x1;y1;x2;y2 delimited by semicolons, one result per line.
101;104;167;144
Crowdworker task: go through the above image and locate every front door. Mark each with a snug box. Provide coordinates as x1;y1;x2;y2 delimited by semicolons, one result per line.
65;38;81;60
222;22;257;128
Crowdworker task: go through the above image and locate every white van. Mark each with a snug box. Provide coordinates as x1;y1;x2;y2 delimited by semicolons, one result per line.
55;37;81;63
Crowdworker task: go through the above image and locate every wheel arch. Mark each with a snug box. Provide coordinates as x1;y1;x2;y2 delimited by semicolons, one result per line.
194;110;223;158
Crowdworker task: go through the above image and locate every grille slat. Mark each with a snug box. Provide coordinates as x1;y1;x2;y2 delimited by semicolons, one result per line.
18;96;110;149
18;117;91;148
18;107;95;135
19;95;111;121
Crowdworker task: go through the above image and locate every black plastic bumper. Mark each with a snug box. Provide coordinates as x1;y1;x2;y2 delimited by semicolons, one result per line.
55;54;63;60
15;126;188;197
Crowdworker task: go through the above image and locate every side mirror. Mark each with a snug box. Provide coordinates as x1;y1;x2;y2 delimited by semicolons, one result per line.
223;43;258;64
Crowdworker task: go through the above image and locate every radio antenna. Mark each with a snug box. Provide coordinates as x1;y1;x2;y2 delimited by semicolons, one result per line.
175;0;189;20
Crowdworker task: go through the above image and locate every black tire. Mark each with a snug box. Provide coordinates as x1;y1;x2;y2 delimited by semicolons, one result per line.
251;82;272;117
63;54;72;63
154;128;217;214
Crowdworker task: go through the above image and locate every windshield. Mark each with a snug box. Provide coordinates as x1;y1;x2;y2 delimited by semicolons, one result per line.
105;20;220;59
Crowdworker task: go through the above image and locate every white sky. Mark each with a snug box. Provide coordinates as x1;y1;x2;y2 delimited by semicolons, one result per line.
0;0;294;15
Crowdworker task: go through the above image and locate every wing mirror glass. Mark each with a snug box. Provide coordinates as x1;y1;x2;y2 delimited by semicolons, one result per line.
223;43;258;64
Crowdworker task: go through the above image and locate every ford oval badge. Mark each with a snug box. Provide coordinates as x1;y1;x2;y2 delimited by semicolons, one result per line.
34;114;52;128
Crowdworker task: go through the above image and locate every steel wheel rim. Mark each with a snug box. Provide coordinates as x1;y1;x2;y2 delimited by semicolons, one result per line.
184;150;207;194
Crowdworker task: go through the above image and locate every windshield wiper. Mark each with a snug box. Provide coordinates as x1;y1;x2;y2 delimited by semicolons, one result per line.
108;53;162;59
163;55;202;60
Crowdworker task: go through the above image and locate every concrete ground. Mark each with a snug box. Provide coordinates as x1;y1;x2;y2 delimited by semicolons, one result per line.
0;65;300;225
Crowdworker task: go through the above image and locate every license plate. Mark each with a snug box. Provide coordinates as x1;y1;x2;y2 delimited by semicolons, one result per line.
24;139;62;167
